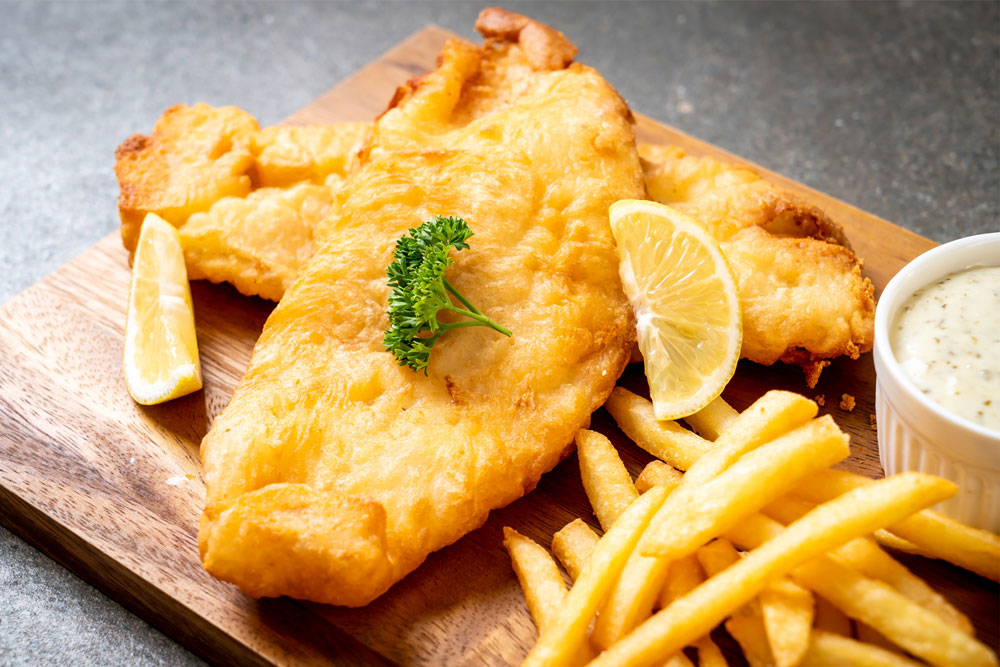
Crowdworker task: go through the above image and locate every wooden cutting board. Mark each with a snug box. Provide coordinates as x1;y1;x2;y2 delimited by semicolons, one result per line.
0;26;996;666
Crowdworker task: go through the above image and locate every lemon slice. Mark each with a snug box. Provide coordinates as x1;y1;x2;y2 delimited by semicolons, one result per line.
123;213;202;405
609;199;741;420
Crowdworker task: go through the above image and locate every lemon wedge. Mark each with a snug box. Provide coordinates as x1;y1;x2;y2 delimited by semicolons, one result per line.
123;213;202;405
609;199;741;420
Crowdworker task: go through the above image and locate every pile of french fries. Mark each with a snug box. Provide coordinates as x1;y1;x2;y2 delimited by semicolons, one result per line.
505;388;1000;667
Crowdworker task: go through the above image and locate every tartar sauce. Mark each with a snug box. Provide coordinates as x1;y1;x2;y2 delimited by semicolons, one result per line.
891;265;1000;431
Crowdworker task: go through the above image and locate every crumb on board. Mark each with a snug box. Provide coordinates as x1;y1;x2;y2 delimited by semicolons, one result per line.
815;394;825;407
840;393;856;412
869;413;877;431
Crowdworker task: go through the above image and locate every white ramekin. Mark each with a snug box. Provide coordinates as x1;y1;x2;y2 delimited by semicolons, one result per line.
873;232;1000;532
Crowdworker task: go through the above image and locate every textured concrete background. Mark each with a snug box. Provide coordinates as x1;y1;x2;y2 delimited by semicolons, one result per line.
1;1;997;664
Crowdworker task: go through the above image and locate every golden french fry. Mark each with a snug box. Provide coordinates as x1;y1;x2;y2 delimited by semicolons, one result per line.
590;547;671;649
872;529;929;556
661;553;727;667
814;594;853;636
634;460;683;494
695;537;741;576
792;469;1000;582
662;654;695;667
577;429;639;531
727;509;995;667
587;472;957;667
605;387;711;470
640;416;849;559
593;393;822;648
725;614;775;667
551;519;599;582
522;484;672;667
834;537;973;635
800;631;924;667
683;395;739;440
765;498;973;635
697;538;812;667
793;557;996;667
696;539;774;667
502;527;567;634
856;622;902;654
760;577;814;667
659;552;705;608
694;636;727;667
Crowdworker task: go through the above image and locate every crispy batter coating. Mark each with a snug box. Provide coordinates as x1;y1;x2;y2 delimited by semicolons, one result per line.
114;104;369;299
198;9;644;606
640;144;849;246
115;104;258;251
252;124;369;188
180;183;333;301
640;144;875;386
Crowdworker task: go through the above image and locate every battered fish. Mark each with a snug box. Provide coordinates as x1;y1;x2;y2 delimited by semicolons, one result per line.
197;9;644;605
115;104;370;300
640;144;875;386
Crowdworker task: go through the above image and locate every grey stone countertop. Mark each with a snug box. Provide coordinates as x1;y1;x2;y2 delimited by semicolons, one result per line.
1;1;997;664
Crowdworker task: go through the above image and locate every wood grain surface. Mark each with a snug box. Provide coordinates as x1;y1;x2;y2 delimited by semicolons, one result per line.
0;26;995;666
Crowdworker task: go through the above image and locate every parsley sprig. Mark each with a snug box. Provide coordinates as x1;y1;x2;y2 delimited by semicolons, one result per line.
384;216;511;373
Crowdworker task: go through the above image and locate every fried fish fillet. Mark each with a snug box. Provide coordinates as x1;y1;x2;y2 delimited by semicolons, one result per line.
197;9;644;606
640;144;875;386
115;104;370;299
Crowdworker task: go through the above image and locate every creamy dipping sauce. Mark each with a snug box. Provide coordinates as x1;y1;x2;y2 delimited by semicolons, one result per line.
891;265;1000;431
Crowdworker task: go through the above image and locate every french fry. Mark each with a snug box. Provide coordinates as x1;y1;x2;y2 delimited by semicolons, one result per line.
727;507;996;667
591;392;822;648
698;538;812;667
656;552;727;667
872;529;930;556
759;577;814;667
590;463;682;648
694;636;727;667
696;539;775;667
834;538;973;634
682;395;739;440
662;654;695;667
704;390;818;473
551;519;598;582
577;429;639;530
634;460;683;494
793;557;996;667
640;416;850;559
856;622;903;654
725;614;776;667
800;631;923;667
502;527;567;634
792;469;1000;582
765;498;973;634
586;472;957;667
522;484;672;667
589;546;669;649
695;537;741;576
503;527;596;665
605;387;711;470
814;594;853;636
659;552;705;608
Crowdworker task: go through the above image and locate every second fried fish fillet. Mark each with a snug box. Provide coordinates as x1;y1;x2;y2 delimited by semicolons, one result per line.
115;104;370;300
197;10;644;606
640;144;875;386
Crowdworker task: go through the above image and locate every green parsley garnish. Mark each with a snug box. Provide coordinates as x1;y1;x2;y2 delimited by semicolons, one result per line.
384;215;512;373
